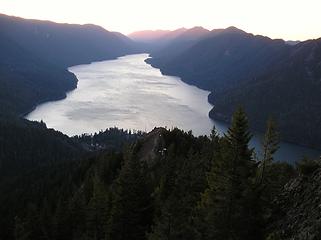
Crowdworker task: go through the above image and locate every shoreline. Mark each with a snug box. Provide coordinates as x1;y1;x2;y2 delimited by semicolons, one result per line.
23;53;133;118
146;57;321;153
210;110;321;153
26;54;321;156
21;85;77;118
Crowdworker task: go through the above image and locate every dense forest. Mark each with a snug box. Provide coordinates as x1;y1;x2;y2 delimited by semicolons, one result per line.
1;108;319;240
146;27;321;149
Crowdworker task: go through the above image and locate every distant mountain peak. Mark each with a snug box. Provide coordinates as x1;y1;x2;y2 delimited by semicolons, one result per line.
128;29;172;42
224;26;247;34
286;40;301;46
171;27;210;42
187;26;210;32
191;26;206;29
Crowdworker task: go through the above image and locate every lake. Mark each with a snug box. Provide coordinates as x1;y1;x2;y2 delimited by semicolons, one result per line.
26;54;320;163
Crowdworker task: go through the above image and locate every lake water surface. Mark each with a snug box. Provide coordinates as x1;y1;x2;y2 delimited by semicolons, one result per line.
26;54;320;163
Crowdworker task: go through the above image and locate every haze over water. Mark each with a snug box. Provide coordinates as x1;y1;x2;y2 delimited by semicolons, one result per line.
26;54;320;163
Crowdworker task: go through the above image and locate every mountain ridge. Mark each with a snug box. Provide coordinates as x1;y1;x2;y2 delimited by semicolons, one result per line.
147;27;321;148
0;13;139;116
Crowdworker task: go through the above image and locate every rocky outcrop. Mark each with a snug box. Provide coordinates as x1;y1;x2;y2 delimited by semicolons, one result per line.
136;127;167;166
268;167;321;239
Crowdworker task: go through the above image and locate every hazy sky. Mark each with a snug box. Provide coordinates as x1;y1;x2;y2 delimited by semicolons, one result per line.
0;0;320;40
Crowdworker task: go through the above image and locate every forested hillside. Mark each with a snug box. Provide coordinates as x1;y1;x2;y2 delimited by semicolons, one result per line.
0;32;77;115
2;108;317;240
210;38;321;148
148;27;321;148
0;117;85;178
148;27;290;90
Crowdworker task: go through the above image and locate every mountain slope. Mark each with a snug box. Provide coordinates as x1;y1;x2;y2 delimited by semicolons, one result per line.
210;38;321;148
128;29;172;42
149;27;290;90
0;14;138;67
148;27;321;148
0;13;140;116
0;117;84;179
0;125;303;240
147;26;210;64
128;28;187;52
0;32;77;115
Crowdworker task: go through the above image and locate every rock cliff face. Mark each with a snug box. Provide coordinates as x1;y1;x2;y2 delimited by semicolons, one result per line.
136;127;166;166
269;167;321;239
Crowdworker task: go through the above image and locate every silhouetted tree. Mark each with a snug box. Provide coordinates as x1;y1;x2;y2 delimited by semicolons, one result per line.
259;118;280;186
197;107;259;240
108;148;152;240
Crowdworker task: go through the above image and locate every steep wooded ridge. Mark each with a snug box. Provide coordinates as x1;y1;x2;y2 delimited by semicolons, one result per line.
147;27;321;148
0;13;138;116
0;117;84;179
1;121;319;240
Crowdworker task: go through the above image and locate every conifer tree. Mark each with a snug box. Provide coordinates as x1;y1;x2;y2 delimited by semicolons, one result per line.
197;107;259;240
108;147;152;240
14;216;30;240
53;199;72;240
259;118;280;186
149;149;204;240
210;125;220;144
24;203;46;240
256;118;280;229
86;175;110;240
69;193;87;240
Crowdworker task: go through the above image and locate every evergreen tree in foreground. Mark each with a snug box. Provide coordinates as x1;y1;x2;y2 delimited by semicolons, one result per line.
108;147;152;240
197;107;260;240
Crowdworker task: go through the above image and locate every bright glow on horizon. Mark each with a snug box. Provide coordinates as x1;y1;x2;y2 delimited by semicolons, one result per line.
0;0;320;40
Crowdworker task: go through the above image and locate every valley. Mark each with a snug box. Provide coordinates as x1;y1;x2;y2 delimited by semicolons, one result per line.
0;11;321;240
25;54;320;163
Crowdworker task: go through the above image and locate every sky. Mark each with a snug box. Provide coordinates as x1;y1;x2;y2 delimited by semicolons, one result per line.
0;0;320;40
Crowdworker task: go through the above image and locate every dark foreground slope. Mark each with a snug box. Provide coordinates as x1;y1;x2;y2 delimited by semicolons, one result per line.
268;164;321;240
148;27;321;148
0;119;142;239
0;117;83;179
2;110;313;240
